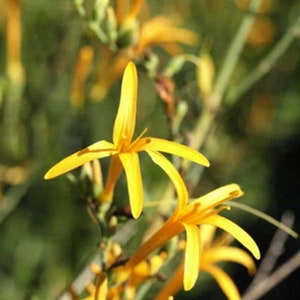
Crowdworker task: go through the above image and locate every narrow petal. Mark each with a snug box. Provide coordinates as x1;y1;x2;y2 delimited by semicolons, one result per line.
138;16;198;54
100;155;123;202
182;223;201;291
113;62;138;146
44;140;116;179
146;137;210;167
119;152;143;218
202;264;240;300
128;0;144;19
146;150;188;213
114;0;127;23
202;247;256;275
96;272;108;300
199;224;217;247
192;184;244;212
204;215;260;259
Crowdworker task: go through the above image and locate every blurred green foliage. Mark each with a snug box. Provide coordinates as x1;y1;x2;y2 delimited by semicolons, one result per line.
1;0;300;299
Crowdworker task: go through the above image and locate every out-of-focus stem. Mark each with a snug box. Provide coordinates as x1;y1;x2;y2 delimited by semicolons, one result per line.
227;12;300;104
244;212;295;292
182;0;262;177
4;0;25;159
242;251;300;300
213;0;263;98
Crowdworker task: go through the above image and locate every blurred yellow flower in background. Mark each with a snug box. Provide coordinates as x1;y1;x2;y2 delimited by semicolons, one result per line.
156;225;257;300
82;272;108;300
235;0;276;48
71;0;198;102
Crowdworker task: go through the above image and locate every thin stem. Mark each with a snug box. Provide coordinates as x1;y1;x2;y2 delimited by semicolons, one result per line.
58;254;102;300
4;0;25;159
245;212;294;290
0;181;30;224
242;251;300;300
227;12;300;104
181;0;262;175
213;0;263;99
229;201;298;238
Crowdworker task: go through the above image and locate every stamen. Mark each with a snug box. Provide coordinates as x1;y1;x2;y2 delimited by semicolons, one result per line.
127;128;150;151
78;147;116;156
179;202;201;223
187;205;228;224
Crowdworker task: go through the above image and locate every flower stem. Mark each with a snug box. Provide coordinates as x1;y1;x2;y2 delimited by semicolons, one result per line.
126;220;183;268
213;0;263;99
227;12;300;105
182;0;263;178
229;201;298;238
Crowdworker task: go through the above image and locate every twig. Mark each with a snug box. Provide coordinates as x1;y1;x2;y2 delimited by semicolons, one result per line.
242;211;298;300
59;254;102;300
57;220;138;299
245;212;294;290
242;251;300;300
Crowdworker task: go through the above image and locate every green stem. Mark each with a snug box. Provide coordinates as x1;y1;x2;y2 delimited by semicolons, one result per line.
229;201;298;238
182;0;262;178
227;12;300;104
213;0;263;99
3;77;25;160
181;105;213;174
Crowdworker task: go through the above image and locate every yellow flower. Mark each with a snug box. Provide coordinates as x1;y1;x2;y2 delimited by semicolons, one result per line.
90;0;198;100
70;45;94;107
82;272;108;300
114;0;198;53
125;184;260;290
123;252;167;300
45;62;209;218
156;225;257;300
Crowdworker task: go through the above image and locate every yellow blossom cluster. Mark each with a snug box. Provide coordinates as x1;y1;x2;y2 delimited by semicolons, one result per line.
45;62;260;299
70;0;198;104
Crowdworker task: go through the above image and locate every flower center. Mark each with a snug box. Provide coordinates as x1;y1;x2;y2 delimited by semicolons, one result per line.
120;128;150;152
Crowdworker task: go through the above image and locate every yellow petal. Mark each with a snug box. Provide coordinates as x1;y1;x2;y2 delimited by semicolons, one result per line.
82;272;108;300
138;16;198;53
127;0;144;19
44;140;116;179
182;223;201;291
96;272;108;300
113;61;138;146
192;184;243;212
119;152;143;218
196;51;215;98
202;246;256;275
202;264;240;300
204;215;260;260
145;149;188;213
100;155;123;202
147;137;210;167
199;224;217;247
